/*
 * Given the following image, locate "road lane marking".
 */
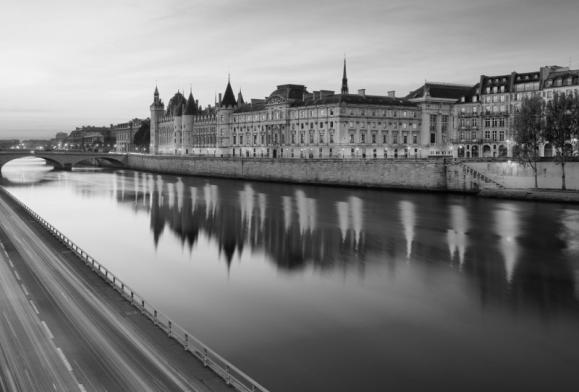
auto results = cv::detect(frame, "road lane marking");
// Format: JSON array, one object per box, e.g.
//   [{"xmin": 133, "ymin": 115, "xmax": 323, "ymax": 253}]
[
  {"xmin": 41, "ymin": 321, "xmax": 54, "ymax": 340},
  {"xmin": 7, "ymin": 258, "xmax": 14, "ymax": 268},
  {"xmin": 78, "ymin": 384, "xmax": 87, "ymax": 392},
  {"xmin": 56, "ymin": 348, "xmax": 73, "ymax": 372},
  {"xmin": 13, "ymin": 271, "xmax": 20, "ymax": 281},
  {"xmin": 21, "ymin": 284, "xmax": 29, "ymax": 296},
  {"xmin": 29, "ymin": 300, "xmax": 40, "ymax": 315}
]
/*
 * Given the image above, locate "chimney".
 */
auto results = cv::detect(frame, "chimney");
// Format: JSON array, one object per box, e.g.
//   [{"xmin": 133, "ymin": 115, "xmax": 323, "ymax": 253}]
[
  {"xmin": 388, "ymin": 90, "xmax": 396, "ymax": 97},
  {"xmin": 358, "ymin": 89, "xmax": 366, "ymax": 97}
]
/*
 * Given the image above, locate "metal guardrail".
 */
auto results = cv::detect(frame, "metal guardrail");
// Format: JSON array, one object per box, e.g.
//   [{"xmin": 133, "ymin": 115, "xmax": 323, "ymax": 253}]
[{"xmin": 0, "ymin": 187, "xmax": 270, "ymax": 392}]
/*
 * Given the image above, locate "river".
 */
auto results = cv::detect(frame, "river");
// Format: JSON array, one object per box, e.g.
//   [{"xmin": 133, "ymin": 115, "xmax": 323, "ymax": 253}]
[{"xmin": 2, "ymin": 157, "xmax": 579, "ymax": 392}]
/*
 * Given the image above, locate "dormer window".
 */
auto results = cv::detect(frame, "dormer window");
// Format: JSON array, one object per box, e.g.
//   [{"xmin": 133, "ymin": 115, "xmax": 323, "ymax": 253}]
[{"xmin": 473, "ymin": 96, "xmax": 478, "ymax": 102}]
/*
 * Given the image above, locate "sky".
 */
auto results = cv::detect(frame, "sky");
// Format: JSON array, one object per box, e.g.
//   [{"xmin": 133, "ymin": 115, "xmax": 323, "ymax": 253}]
[{"xmin": 1, "ymin": 0, "xmax": 579, "ymax": 139}]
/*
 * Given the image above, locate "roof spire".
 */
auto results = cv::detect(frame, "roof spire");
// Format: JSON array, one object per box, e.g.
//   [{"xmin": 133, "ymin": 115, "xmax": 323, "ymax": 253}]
[{"xmin": 341, "ymin": 56, "xmax": 349, "ymax": 95}]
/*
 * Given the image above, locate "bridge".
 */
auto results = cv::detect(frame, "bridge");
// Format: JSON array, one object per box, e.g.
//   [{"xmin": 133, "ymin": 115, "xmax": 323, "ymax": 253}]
[{"xmin": 0, "ymin": 151, "xmax": 128, "ymax": 173}]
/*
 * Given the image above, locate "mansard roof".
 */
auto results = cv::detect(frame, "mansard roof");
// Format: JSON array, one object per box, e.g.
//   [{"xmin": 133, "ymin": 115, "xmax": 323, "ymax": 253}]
[
  {"xmin": 456, "ymin": 83, "xmax": 480, "ymax": 103},
  {"xmin": 406, "ymin": 83, "xmax": 473, "ymax": 100},
  {"xmin": 268, "ymin": 84, "xmax": 308, "ymax": 102},
  {"xmin": 293, "ymin": 94, "xmax": 417, "ymax": 108}
]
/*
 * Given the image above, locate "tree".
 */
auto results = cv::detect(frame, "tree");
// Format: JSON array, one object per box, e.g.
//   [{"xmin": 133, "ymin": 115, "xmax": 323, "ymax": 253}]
[
  {"xmin": 544, "ymin": 92, "xmax": 579, "ymax": 190},
  {"xmin": 133, "ymin": 119, "xmax": 150, "ymax": 152},
  {"xmin": 513, "ymin": 96, "xmax": 544, "ymax": 188}
]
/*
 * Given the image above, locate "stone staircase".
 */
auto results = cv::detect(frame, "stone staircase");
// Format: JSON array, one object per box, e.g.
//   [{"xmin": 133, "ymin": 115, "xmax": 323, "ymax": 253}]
[{"xmin": 459, "ymin": 162, "xmax": 505, "ymax": 190}]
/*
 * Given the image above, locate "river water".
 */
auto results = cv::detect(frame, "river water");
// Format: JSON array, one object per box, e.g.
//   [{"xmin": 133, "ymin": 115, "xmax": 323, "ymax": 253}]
[{"xmin": 2, "ymin": 157, "xmax": 579, "ymax": 392}]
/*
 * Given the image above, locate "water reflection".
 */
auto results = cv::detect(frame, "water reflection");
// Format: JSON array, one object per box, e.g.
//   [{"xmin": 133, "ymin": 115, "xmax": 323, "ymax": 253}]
[
  {"xmin": 447, "ymin": 205, "xmax": 468, "ymax": 267},
  {"xmin": 3, "ymin": 159, "xmax": 579, "ymax": 392},
  {"xmin": 399, "ymin": 200, "xmax": 415, "ymax": 259},
  {"xmin": 494, "ymin": 203, "xmax": 520, "ymax": 283}
]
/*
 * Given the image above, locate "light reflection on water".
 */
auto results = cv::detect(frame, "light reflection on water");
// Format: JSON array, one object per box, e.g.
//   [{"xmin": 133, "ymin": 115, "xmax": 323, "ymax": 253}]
[{"xmin": 2, "ymin": 157, "xmax": 579, "ymax": 392}]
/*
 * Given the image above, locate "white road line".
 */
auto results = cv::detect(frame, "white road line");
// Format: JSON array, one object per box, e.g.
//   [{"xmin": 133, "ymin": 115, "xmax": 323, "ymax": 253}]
[
  {"xmin": 29, "ymin": 300, "xmax": 40, "ymax": 315},
  {"xmin": 7, "ymin": 258, "xmax": 14, "ymax": 268},
  {"xmin": 56, "ymin": 348, "xmax": 73, "ymax": 372},
  {"xmin": 41, "ymin": 321, "xmax": 54, "ymax": 340},
  {"xmin": 13, "ymin": 271, "xmax": 21, "ymax": 281},
  {"xmin": 21, "ymin": 284, "xmax": 29, "ymax": 296},
  {"xmin": 78, "ymin": 384, "xmax": 87, "ymax": 392}
]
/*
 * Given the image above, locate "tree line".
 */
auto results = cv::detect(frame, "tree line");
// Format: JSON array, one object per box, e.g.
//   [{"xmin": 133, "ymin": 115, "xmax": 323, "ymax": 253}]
[{"xmin": 514, "ymin": 92, "xmax": 579, "ymax": 190}]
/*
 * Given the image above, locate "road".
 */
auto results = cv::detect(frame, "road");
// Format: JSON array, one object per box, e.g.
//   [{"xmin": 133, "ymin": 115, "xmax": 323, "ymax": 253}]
[{"xmin": 0, "ymin": 190, "xmax": 231, "ymax": 392}]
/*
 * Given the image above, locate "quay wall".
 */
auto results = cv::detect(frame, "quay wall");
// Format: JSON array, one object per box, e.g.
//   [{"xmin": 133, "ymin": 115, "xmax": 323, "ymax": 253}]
[
  {"xmin": 126, "ymin": 155, "xmax": 449, "ymax": 191},
  {"xmin": 125, "ymin": 155, "xmax": 579, "ymax": 193},
  {"xmin": 462, "ymin": 161, "xmax": 579, "ymax": 190}
]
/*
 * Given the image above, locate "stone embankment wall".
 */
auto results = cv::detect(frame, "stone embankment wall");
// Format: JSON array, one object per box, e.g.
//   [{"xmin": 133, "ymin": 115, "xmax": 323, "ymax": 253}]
[
  {"xmin": 463, "ymin": 161, "xmax": 579, "ymax": 191},
  {"xmin": 125, "ymin": 155, "xmax": 579, "ymax": 193},
  {"xmin": 127, "ymin": 155, "xmax": 449, "ymax": 191}
]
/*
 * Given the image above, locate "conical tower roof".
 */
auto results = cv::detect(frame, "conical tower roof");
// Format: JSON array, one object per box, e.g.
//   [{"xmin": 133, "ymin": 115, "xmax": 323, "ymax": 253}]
[
  {"xmin": 184, "ymin": 90, "xmax": 198, "ymax": 115},
  {"xmin": 221, "ymin": 78, "xmax": 237, "ymax": 108}
]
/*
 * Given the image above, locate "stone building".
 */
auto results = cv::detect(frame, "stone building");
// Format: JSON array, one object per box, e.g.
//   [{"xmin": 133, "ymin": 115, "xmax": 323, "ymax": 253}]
[
  {"xmin": 149, "ymin": 62, "xmax": 579, "ymax": 160},
  {"xmin": 111, "ymin": 118, "xmax": 144, "ymax": 152},
  {"xmin": 406, "ymin": 83, "xmax": 473, "ymax": 157},
  {"xmin": 151, "ymin": 61, "xmax": 424, "ymax": 159},
  {"xmin": 451, "ymin": 65, "xmax": 579, "ymax": 158}
]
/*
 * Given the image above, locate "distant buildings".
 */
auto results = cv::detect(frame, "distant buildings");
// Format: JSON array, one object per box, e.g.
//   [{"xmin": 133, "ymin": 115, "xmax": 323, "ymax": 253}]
[
  {"xmin": 110, "ymin": 119, "xmax": 144, "ymax": 152},
  {"xmin": 149, "ymin": 61, "xmax": 579, "ymax": 159}
]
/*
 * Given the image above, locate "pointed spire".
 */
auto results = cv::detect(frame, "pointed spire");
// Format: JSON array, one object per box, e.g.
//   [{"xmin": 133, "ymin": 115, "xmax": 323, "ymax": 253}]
[
  {"xmin": 237, "ymin": 89, "xmax": 245, "ymax": 105},
  {"xmin": 221, "ymin": 76, "xmax": 237, "ymax": 108},
  {"xmin": 185, "ymin": 89, "xmax": 198, "ymax": 115},
  {"xmin": 154, "ymin": 85, "xmax": 159, "ymax": 97},
  {"xmin": 341, "ymin": 57, "xmax": 349, "ymax": 95}
]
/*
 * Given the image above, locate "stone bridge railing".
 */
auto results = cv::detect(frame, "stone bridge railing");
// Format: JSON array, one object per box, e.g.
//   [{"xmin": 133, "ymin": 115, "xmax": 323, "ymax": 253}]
[{"xmin": 0, "ymin": 151, "xmax": 128, "ymax": 172}]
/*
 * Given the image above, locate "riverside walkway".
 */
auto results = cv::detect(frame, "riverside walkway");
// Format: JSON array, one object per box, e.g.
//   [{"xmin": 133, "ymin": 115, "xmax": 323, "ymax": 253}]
[{"xmin": 0, "ymin": 187, "xmax": 240, "ymax": 392}]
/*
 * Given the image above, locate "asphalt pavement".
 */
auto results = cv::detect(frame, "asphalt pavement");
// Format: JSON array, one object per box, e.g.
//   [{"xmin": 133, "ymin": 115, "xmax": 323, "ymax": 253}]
[{"xmin": 0, "ymin": 190, "xmax": 232, "ymax": 392}]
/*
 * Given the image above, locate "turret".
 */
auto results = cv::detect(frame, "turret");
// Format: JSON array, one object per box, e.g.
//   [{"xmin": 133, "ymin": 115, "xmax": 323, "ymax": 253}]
[
  {"xmin": 150, "ymin": 85, "xmax": 165, "ymax": 154},
  {"xmin": 217, "ymin": 76, "xmax": 237, "ymax": 155}
]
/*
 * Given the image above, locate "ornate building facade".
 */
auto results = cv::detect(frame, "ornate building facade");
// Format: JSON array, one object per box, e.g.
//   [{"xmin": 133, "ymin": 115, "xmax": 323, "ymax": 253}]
[{"xmin": 150, "ymin": 62, "xmax": 579, "ymax": 159}]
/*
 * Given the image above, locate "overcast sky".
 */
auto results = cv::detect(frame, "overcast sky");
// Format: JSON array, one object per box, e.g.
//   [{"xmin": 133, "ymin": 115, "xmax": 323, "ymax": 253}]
[{"xmin": 1, "ymin": 0, "xmax": 579, "ymax": 139}]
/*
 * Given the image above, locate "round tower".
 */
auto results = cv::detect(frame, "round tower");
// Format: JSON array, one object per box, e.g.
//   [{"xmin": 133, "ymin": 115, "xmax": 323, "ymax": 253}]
[{"xmin": 217, "ymin": 77, "xmax": 237, "ymax": 156}]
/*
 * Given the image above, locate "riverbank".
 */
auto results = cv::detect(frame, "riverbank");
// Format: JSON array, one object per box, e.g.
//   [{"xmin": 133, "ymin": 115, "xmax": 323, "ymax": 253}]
[
  {"xmin": 479, "ymin": 188, "xmax": 579, "ymax": 203},
  {"xmin": 0, "ymin": 186, "xmax": 240, "ymax": 392},
  {"xmin": 123, "ymin": 154, "xmax": 579, "ymax": 203}
]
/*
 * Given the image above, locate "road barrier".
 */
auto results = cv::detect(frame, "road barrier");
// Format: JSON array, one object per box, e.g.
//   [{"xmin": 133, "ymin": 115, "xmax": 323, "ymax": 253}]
[{"xmin": 0, "ymin": 187, "xmax": 270, "ymax": 392}]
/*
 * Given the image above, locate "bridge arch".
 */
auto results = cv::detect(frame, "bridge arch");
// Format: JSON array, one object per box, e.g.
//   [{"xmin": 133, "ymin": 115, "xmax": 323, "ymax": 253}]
[{"xmin": 0, "ymin": 152, "xmax": 127, "ymax": 175}]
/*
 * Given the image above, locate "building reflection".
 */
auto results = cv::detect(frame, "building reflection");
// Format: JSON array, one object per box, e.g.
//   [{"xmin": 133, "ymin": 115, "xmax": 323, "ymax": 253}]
[
  {"xmin": 399, "ymin": 200, "xmax": 415, "ymax": 259},
  {"xmin": 102, "ymin": 171, "xmax": 579, "ymax": 316},
  {"xmin": 494, "ymin": 204, "xmax": 520, "ymax": 283},
  {"xmin": 447, "ymin": 205, "xmax": 468, "ymax": 266}
]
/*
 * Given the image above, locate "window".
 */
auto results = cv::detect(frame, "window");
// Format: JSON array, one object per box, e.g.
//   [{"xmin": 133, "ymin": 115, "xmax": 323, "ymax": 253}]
[
  {"xmin": 383, "ymin": 133, "xmax": 387, "ymax": 144},
  {"xmin": 319, "ymin": 134, "xmax": 324, "ymax": 144},
  {"xmin": 309, "ymin": 133, "xmax": 314, "ymax": 144},
  {"xmin": 350, "ymin": 134, "xmax": 355, "ymax": 143},
  {"xmin": 360, "ymin": 133, "xmax": 366, "ymax": 144},
  {"xmin": 492, "ymin": 130, "xmax": 497, "ymax": 141},
  {"xmin": 413, "ymin": 134, "xmax": 418, "ymax": 144},
  {"xmin": 330, "ymin": 133, "xmax": 334, "ymax": 144},
  {"xmin": 372, "ymin": 134, "xmax": 376, "ymax": 144},
  {"xmin": 430, "ymin": 133, "xmax": 436, "ymax": 144},
  {"xmin": 484, "ymin": 130, "xmax": 490, "ymax": 139},
  {"xmin": 485, "ymin": 118, "xmax": 491, "ymax": 127},
  {"xmin": 392, "ymin": 132, "xmax": 398, "ymax": 144},
  {"xmin": 403, "ymin": 135, "xmax": 408, "ymax": 144},
  {"xmin": 441, "ymin": 115, "xmax": 448, "ymax": 133},
  {"xmin": 499, "ymin": 131, "xmax": 505, "ymax": 141},
  {"xmin": 300, "ymin": 132, "xmax": 305, "ymax": 143},
  {"xmin": 499, "ymin": 118, "xmax": 505, "ymax": 127},
  {"xmin": 429, "ymin": 114, "xmax": 437, "ymax": 132}
]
